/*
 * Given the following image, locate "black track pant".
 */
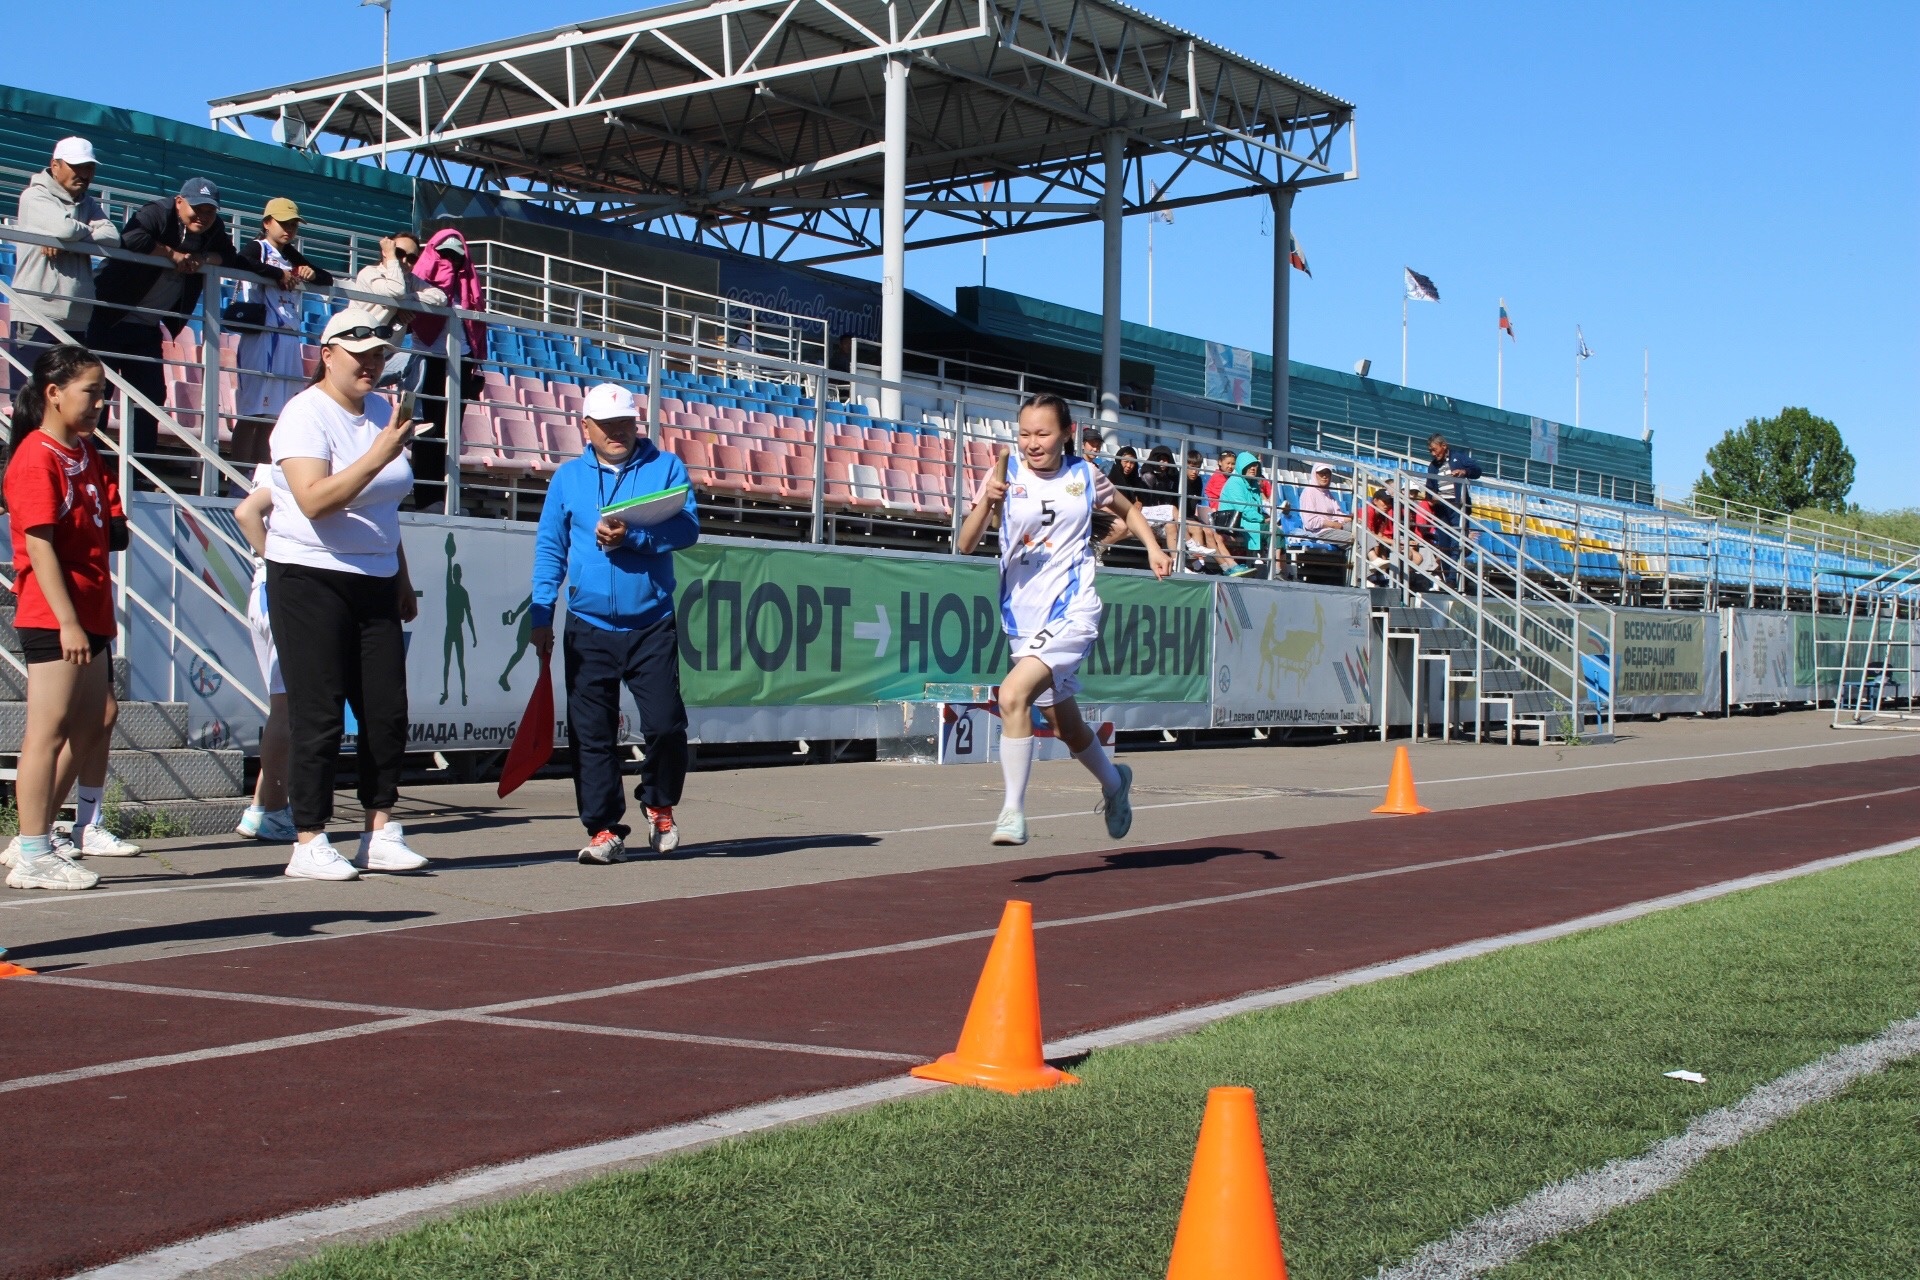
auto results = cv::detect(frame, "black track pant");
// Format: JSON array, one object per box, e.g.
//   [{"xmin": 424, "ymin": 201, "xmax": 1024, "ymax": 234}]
[
  {"xmin": 86, "ymin": 316, "xmax": 166, "ymax": 460},
  {"xmin": 564, "ymin": 613, "xmax": 688, "ymax": 836},
  {"xmin": 268, "ymin": 561, "xmax": 410, "ymax": 832}
]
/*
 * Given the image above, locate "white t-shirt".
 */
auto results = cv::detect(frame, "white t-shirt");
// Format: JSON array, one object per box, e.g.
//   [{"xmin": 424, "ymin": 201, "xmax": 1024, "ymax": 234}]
[
  {"xmin": 266, "ymin": 385, "xmax": 413, "ymax": 576},
  {"xmin": 978, "ymin": 453, "xmax": 1114, "ymax": 639}
]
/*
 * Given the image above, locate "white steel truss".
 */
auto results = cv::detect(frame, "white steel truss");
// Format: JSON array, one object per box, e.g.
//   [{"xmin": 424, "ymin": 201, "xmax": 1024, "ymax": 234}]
[{"xmin": 210, "ymin": 0, "xmax": 1356, "ymax": 262}]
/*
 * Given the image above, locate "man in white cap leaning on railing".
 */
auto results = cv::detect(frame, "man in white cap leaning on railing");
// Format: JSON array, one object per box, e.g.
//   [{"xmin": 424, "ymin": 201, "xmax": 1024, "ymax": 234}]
[{"xmin": 10, "ymin": 137, "xmax": 118, "ymax": 374}]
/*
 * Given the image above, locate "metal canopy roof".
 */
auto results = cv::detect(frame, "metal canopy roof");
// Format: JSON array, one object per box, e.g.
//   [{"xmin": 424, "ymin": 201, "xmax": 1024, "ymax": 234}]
[{"xmin": 211, "ymin": 0, "xmax": 1355, "ymax": 264}]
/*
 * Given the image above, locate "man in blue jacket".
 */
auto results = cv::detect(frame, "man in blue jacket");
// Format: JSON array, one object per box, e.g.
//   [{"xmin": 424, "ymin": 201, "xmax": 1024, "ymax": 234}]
[
  {"xmin": 531, "ymin": 383, "xmax": 699, "ymax": 863},
  {"xmin": 1423, "ymin": 432, "xmax": 1482, "ymax": 577}
]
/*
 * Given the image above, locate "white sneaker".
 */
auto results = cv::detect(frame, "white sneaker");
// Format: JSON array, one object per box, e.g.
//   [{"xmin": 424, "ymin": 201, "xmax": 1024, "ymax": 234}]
[
  {"xmin": 77, "ymin": 825, "xmax": 143, "ymax": 857},
  {"xmin": 644, "ymin": 807, "xmax": 680, "ymax": 855},
  {"xmin": 284, "ymin": 834, "xmax": 359, "ymax": 881},
  {"xmin": 236, "ymin": 806, "xmax": 298, "ymax": 842},
  {"xmin": 3, "ymin": 833, "xmax": 75, "ymax": 868},
  {"xmin": 353, "ymin": 823, "xmax": 428, "ymax": 872},
  {"xmin": 578, "ymin": 830, "xmax": 627, "ymax": 865},
  {"xmin": 7, "ymin": 850, "xmax": 100, "ymax": 891},
  {"xmin": 990, "ymin": 809, "xmax": 1029, "ymax": 846},
  {"xmin": 1098, "ymin": 763, "xmax": 1135, "ymax": 840}
]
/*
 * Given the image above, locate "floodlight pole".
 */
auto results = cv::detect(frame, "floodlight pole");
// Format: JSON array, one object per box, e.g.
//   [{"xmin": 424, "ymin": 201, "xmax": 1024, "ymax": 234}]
[
  {"xmin": 361, "ymin": 0, "xmax": 392, "ymax": 164},
  {"xmin": 879, "ymin": 53, "xmax": 908, "ymax": 422},
  {"xmin": 1270, "ymin": 187, "xmax": 1292, "ymax": 451},
  {"xmin": 1099, "ymin": 129, "xmax": 1124, "ymax": 423}
]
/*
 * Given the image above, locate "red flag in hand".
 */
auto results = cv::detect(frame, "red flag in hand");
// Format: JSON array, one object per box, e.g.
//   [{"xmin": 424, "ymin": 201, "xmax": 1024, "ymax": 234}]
[{"xmin": 497, "ymin": 655, "xmax": 555, "ymax": 797}]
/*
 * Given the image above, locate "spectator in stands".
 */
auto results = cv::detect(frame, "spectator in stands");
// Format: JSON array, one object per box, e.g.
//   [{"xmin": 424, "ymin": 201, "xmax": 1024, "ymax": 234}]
[
  {"xmin": 342, "ymin": 232, "xmax": 447, "ymax": 389},
  {"xmin": 1077, "ymin": 427, "xmax": 1117, "ymax": 545},
  {"xmin": 1175, "ymin": 449, "xmax": 1249, "ymax": 574},
  {"xmin": 11, "ymin": 138, "xmax": 118, "ymax": 376},
  {"xmin": 1364, "ymin": 543, "xmax": 1394, "ymax": 589},
  {"xmin": 1204, "ymin": 446, "xmax": 1237, "ymax": 509},
  {"xmin": 230, "ymin": 199, "xmax": 333, "ymax": 467},
  {"xmin": 1140, "ymin": 445, "xmax": 1179, "ymax": 499},
  {"xmin": 88, "ymin": 178, "xmax": 277, "ymax": 465},
  {"xmin": 1077, "ymin": 426, "xmax": 1108, "ymax": 473},
  {"xmin": 1215, "ymin": 451, "xmax": 1273, "ymax": 560},
  {"xmin": 530, "ymin": 384, "xmax": 700, "ymax": 865},
  {"xmin": 1424, "ymin": 432, "xmax": 1482, "ymax": 567},
  {"xmin": 1297, "ymin": 461, "xmax": 1354, "ymax": 546},
  {"xmin": 1405, "ymin": 535, "xmax": 1440, "ymax": 594},
  {"xmin": 265, "ymin": 310, "xmax": 424, "ymax": 881},
  {"xmin": 407, "ymin": 229, "xmax": 488, "ymax": 512},
  {"xmin": 1109, "ymin": 446, "xmax": 1150, "ymax": 504},
  {"xmin": 1364, "ymin": 486, "xmax": 1396, "ymax": 545}
]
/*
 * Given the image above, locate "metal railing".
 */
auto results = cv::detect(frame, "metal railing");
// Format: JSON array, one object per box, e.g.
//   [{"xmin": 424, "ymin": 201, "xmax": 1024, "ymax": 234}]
[{"xmin": 1675, "ymin": 488, "xmax": 1920, "ymax": 570}]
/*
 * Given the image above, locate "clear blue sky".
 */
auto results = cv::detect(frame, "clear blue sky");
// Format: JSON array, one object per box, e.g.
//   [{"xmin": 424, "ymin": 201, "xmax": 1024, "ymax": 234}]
[{"xmin": 4, "ymin": 1, "xmax": 1913, "ymax": 507}]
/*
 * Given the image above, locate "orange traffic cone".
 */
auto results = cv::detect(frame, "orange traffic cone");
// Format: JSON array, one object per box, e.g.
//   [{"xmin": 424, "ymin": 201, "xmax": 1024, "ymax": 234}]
[
  {"xmin": 1165, "ymin": 1086, "xmax": 1288, "ymax": 1280},
  {"xmin": 1371, "ymin": 745, "xmax": 1430, "ymax": 815},
  {"xmin": 911, "ymin": 899, "xmax": 1078, "ymax": 1093},
  {"xmin": 0, "ymin": 961, "xmax": 35, "ymax": 979}
]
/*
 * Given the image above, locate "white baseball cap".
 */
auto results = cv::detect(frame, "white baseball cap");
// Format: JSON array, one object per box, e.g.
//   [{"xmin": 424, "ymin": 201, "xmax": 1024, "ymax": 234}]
[
  {"xmin": 583, "ymin": 383, "xmax": 638, "ymax": 422},
  {"xmin": 1312, "ymin": 461, "xmax": 1334, "ymax": 476},
  {"xmin": 52, "ymin": 137, "xmax": 97, "ymax": 167}
]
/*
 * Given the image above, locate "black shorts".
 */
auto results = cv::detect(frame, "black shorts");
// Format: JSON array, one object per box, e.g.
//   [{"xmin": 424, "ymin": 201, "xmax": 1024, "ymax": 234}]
[{"xmin": 16, "ymin": 628, "xmax": 113, "ymax": 665}]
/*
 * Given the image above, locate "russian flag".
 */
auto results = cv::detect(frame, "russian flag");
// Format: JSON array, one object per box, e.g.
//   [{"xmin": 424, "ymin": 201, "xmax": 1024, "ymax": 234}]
[
  {"xmin": 1289, "ymin": 232, "xmax": 1311, "ymax": 277},
  {"xmin": 1499, "ymin": 300, "xmax": 1516, "ymax": 340}
]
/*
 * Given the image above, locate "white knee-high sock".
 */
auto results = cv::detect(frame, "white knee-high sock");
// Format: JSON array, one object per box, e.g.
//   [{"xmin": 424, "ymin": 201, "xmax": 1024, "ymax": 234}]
[
  {"xmin": 999, "ymin": 734, "xmax": 1035, "ymax": 813},
  {"xmin": 1073, "ymin": 742, "xmax": 1123, "ymax": 794}
]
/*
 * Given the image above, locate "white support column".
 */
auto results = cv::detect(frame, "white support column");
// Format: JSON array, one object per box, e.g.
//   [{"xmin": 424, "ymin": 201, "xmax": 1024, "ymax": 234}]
[
  {"xmin": 879, "ymin": 55, "xmax": 909, "ymax": 422},
  {"xmin": 1270, "ymin": 187, "xmax": 1292, "ymax": 453},
  {"xmin": 1099, "ymin": 129, "xmax": 1125, "ymax": 423}
]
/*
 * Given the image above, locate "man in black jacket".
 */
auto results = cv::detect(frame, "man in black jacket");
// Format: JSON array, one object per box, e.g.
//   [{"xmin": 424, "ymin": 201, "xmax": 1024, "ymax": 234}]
[
  {"xmin": 1423, "ymin": 432, "xmax": 1483, "ymax": 576},
  {"xmin": 87, "ymin": 177, "xmax": 277, "ymax": 464}
]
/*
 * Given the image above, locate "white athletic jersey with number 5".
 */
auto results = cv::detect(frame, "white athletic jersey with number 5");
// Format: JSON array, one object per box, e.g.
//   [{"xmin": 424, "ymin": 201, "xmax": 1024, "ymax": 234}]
[{"xmin": 986, "ymin": 453, "xmax": 1115, "ymax": 638}]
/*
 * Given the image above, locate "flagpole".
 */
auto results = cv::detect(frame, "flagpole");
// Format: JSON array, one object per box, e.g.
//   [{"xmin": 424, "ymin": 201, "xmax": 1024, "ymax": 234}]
[
  {"xmin": 1574, "ymin": 339, "xmax": 1582, "ymax": 429},
  {"xmin": 1642, "ymin": 347, "xmax": 1650, "ymax": 441},
  {"xmin": 1497, "ymin": 297, "xmax": 1504, "ymax": 409},
  {"xmin": 1401, "ymin": 292, "xmax": 1409, "ymax": 387},
  {"xmin": 1147, "ymin": 213, "xmax": 1154, "ymax": 327}
]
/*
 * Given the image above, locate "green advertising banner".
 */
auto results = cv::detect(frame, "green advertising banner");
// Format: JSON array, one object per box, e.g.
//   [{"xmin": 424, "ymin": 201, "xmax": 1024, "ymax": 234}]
[
  {"xmin": 1813, "ymin": 614, "xmax": 1910, "ymax": 699},
  {"xmin": 672, "ymin": 542, "xmax": 1211, "ymax": 706}
]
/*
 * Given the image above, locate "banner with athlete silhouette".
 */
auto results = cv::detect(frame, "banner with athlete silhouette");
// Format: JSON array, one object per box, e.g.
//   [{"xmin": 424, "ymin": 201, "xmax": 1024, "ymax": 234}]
[{"xmin": 1209, "ymin": 578, "xmax": 1372, "ymax": 727}]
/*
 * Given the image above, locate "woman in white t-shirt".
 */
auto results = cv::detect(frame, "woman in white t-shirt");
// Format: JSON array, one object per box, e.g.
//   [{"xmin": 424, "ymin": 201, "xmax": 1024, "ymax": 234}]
[{"xmin": 266, "ymin": 311, "xmax": 424, "ymax": 881}]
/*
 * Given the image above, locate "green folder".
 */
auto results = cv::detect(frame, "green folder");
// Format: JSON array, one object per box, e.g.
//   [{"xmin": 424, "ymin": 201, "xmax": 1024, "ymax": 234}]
[{"xmin": 600, "ymin": 483, "xmax": 691, "ymax": 527}]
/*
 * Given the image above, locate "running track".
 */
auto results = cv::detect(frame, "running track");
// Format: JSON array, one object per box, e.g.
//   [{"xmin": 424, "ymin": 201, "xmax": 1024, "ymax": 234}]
[{"xmin": 5, "ymin": 755, "xmax": 1918, "ymax": 1279}]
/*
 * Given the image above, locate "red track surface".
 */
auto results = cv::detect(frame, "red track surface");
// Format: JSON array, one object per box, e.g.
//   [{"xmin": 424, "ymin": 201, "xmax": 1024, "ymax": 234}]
[{"xmin": 5, "ymin": 755, "xmax": 1918, "ymax": 1279}]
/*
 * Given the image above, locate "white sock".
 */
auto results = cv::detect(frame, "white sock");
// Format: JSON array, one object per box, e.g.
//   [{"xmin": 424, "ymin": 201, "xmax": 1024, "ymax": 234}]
[
  {"xmin": 1074, "ymin": 742, "xmax": 1123, "ymax": 795},
  {"xmin": 16, "ymin": 833, "xmax": 52, "ymax": 865},
  {"xmin": 999, "ymin": 734, "xmax": 1035, "ymax": 814},
  {"xmin": 74, "ymin": 785, "xmax": 104, "ymax": 832}
]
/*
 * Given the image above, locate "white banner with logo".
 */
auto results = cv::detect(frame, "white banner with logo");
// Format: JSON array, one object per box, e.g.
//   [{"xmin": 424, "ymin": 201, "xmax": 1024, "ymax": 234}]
[
  {"xmin": 1724, "ymin": 609, "xmax": 1814, "ymax": 705},
  {"xmin": 1210, "ymin": 579, "xmax": 1371, "ymax": 727}
]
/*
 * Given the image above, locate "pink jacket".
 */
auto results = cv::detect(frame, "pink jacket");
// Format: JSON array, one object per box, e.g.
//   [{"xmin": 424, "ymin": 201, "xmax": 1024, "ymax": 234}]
[{"xmin": 409, "ymin": 228, "xmax": 488, "ymax": 359}]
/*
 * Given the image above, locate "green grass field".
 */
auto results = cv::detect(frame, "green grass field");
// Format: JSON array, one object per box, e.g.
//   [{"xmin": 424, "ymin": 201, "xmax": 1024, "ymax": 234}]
[{"xmin": 282, "ymin": 851, "xmax": 1920, "ymax": 1280}]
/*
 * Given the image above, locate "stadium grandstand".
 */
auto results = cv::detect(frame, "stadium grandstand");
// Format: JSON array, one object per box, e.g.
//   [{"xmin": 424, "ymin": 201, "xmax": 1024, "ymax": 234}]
[{"xmin": 1, "ymin": 0, "xmax": 1914, "ymax": 803}]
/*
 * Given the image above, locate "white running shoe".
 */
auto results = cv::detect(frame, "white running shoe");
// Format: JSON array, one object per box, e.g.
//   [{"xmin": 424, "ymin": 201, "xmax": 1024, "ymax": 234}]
[
  {"xmin": 285, "ymin": 834, "xmax": 359, "ymax": 881},
  {"xmin": 7, "ymin": 850, "xmax": 100, "ymax": 891},
  {"xmin": 578, "ymin": 830, "xmax": 627, "ymax": 865},
  {"xmin": 1098, "ymin": 763, "xmax": 1135, "ymax": 840},
  {"xmin": 236, "ymin": 806, "xmax": 299, "ymax": 842},
  {"xmin": 2, "ymin": 832, "xmax": 75, "ymax": 868},
  {"xmin": 990, "ymin": 809, "xmax": 1029, "ymax": 846},
  {"xmin": 76, "ymin": 825, "xmax": 143, "ymax": 857},
  {"xmin": 645, "ymin": 807, "xmax": 680, "ymax": 855},
  {"xmin": 353, "ymin": 823, "xmax": 429, "ymax": 872}
]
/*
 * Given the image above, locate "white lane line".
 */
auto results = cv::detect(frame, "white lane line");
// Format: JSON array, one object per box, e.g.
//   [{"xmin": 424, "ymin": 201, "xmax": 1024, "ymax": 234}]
[
  {"xmin": 862, "ymin": 735, "xmax": 1920, "ymax": 836},
  {"xmin": 0, "ymin": 1018, "xmax": 435, "ymax": 1095},
  {"xmin": 0, "ymin": 881, "xmax": 260, "ymax": 909},
  {"xmin": 1376, "ymin": 1012, "xmax": 1920, "ymax": 1280},
  {"xmin": 63, "ymin": 837, "xmax": 1919, "ymax": 1280},
  {"xmin": 13, "ymin": 784, "xmax": 1915, "ymax": 1097}
]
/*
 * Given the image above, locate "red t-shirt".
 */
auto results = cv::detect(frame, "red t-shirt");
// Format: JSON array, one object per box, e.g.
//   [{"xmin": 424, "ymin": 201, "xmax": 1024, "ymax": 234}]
[{"xmin": 5, "ymin": 431, "xmax": 122, "ymax": 636}]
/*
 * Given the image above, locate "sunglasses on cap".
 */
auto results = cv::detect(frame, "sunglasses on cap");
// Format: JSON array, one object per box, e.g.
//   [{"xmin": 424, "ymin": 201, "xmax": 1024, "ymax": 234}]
[{"xmin": 325, "ymin": 323, "xmax": 401, "ymax": 344}]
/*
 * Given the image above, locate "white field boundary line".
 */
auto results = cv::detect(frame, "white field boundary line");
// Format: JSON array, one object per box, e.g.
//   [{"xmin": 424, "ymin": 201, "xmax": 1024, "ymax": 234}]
[
  {"xmin": 11, "ymin": 792, "xmax": 1918, "ymax": 1097},
  {"xmin": 62, "ymin": 837, "xmax": 1919, "ymax": 1280},
  {"xmin": 6, "ymin": 733, "xmax": 1914, "ymax": 915},
  {"xmin": 1376, "ymin": 1010, "xmax": 1920, "ymax": 1280}
]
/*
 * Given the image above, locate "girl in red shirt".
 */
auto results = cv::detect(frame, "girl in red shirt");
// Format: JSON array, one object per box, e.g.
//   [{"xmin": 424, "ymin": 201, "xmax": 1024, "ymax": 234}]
[{"xmin": 2, "ymin": 346, "xmax": 128, "ymax": 892}]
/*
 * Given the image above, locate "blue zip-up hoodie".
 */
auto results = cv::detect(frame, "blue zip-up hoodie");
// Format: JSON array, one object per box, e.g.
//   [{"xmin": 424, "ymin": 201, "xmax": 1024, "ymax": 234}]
[{"xmin": 529, "ymin": 438, "xmax": 699, "ymax": 632}]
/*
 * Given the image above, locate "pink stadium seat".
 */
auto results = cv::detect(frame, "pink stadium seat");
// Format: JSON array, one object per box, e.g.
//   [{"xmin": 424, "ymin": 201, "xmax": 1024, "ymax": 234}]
[
  {"xmin": 744, "ymin": 450, "xmax": 785, "ymax": 497},
  {"xmin": 824, "ymin": 462, "xmax": 855, "ymax": 508},
  {"xmin": 523, "ymin": 389, "xmax": 560, "ymax": 412},
  {"xmin": 678, "ymin": 438, "xmax": 715, "ymax": 487},
  {"xmin": 709, "ymin": 444, "xmax": 751, "ymax": 494},
  {"xmin": 781, "ymin": 453, "xmax": 815, "ymax": 499},
  {"xmin": 491, "ymin": 414, "xmax": 540, "ymax": 474},
  {"xmin": 888, "ymin": 431, "xmax": 919, "ymax": 453},
  {"xmin": 773, "ymin": 425, "xmax": 807, "ymax": 445},
  {"xmin": 917, "ymin": 441, "xmax": 948, "ymax": 463},
  {"xmin": 458, "ymin": 406, "xmax": 502, "ymax": 468},
  {"xmin": 881, "ymin": 468, "xmax": 916, "ymax": 512},
  {"xmin": 715, "ymin": 406, "xmax": 748, "ymax": 424},
  {"xmin": 965, "ymin": 441, "xmax": 996, "ymax": 468},
  {"xmin": 660, "ymin": 396, "xmax": 686, "ymax": 415},
  {"xmin": 509, "ymin": 375, "xmax": 542, "ymax": 399},
  {"xmin": 826, "ymin": 447, "xmax": 860, "ymax": 467},
  {"xmin": 863, "ymin": 426, "xmax": 891, "ymax": 445},
  {"xmin": 915, "ymin": 473, "xmax": 951, "ymax": 516},
  {"xmin": 777, "ymin": 416, "xmax": 808, "ymax": 433},
  {"xmin": 544, "ymin": 419, "xmax": 583, "ymax": 463},
  {"xmin": 747, "ymin": 411, "xmax": 778, "ymax": 430}
]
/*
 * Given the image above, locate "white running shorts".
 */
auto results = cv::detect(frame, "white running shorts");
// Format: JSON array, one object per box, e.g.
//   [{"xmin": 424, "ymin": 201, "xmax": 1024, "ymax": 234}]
[
  {"xmin": 248, "ymin": 576, "xmax": 285, "ymax": 697},
  {"xmin": 1009, "ymin": 620, "xmax": 1096, "ymax": 708}
]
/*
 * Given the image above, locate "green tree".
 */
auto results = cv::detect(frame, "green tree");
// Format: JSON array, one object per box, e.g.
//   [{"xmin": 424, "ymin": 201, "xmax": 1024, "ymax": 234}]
[{"xmin": 1695, "ymin": 407, "xmax": 1855, "ymax": 514}]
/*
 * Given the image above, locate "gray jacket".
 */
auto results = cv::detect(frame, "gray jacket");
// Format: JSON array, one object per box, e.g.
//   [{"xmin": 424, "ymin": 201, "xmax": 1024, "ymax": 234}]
[{"xmin": 12, "ymin": 169, "xmax": 120, "ymax": 330}]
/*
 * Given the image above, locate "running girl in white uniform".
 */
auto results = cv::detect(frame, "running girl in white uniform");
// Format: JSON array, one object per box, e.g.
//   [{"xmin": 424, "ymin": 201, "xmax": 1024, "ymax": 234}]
[{"xmin": 957, "ymin": 394, "xmax": 1172, "ymax": 845}]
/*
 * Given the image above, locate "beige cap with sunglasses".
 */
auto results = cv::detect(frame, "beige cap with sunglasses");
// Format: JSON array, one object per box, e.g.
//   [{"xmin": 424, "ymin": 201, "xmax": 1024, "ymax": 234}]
[{"xmin": 320, "ymin": 310, "xmax": 399, "ymax": 354}]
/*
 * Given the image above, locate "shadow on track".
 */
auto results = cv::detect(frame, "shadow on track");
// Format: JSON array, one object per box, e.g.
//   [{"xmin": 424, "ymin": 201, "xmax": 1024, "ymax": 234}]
[
  {"xmin": 1013, "ymin": 845, "xmax": 1282, "ymax": 884},
  {"xmin": 12, "ymin": 910, "xmax": 434, "ymax": 965}
]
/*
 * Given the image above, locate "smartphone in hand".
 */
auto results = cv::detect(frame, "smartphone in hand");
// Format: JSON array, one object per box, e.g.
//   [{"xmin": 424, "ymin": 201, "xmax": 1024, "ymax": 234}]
[{"xmin": 395, "ymin": 389, "xmax": 418, "ymax": 425}]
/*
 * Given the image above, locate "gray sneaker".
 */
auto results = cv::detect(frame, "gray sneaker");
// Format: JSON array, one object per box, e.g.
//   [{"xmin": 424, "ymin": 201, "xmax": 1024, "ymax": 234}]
[
  {"xmin": 578, "ymin": 830, "xmax": 627, "ymax": 865},
  {"xmin": 1098, "ymin": 763, "xmax": 1134, "ymax": 840},
  {"xmin": 990, "ymin": 809, "xmax": 1028, "ymax": 846}
]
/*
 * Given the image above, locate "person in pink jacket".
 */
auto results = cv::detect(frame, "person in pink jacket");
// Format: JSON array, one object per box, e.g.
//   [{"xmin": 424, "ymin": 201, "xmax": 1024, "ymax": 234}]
[{"xmin": 406, "ymin": 228, "xmax": 489, "ymax": 510}]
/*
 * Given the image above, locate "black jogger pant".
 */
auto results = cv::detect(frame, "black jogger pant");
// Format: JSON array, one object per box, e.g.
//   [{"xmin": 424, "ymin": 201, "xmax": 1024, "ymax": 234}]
[
  {"xmin": 267, "ymin": 561, "xmax": 410, "ymax": 832},
  {"xmin": 86, "ymin": 317, "xmax": 166, "ymax": 461},
  {"xmin": 563, "ymin": 612, "xmax": 688, "ymax": 836}
]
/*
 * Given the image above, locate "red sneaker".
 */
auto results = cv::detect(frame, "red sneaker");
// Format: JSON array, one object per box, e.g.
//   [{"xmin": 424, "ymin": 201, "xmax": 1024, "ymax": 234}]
[{"xmin": 645, "ymin": 806, "xmax": 679, "ymax": 855}]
